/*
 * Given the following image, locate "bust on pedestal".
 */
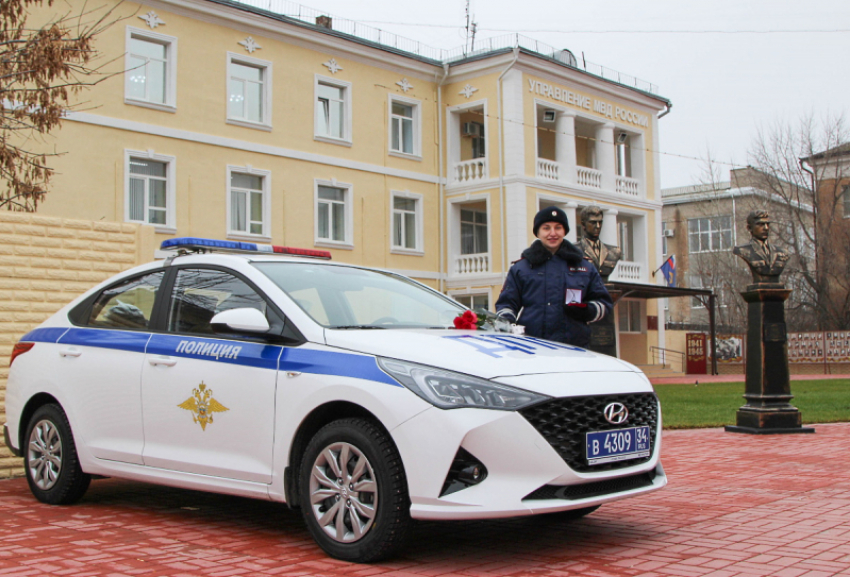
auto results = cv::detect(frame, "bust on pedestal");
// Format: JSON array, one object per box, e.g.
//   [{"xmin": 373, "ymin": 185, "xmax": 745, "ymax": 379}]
[
  {"xmin": 725, "ymin": 210, "xmax": 813, "ymax": 434},
  {"xmin": 576, "ymin": 206, "xmax": 621, "ymax": 356}
]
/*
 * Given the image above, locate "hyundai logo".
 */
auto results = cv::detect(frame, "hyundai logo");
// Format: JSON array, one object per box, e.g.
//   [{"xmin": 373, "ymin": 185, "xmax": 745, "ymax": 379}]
[{"xmin": 603, "ymin": 402, "xmax": 629, "ymax": 425}]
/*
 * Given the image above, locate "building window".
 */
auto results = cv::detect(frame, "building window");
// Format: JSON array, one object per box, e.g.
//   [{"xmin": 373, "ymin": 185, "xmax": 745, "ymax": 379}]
[
  {"xmin": 125, "ymin": 28, "xmax": 177, "ymax": 111},
  {"xmin": 125, "ymin": 151, "xmax": 175, "ymax": 231},
  {"xmin": 843, "ymin": 185, "xmax": 850, "ymax": 218},
  {"xmin": 661, "ymin": 220, "xmax": 668, "ymax": 255},
  {"xmin": 227, "ymin": 166, "xmax": 270, "ymax": 239},
  {"xmin": 617, "ymin": 216, "xmax": 635, "ymax": 260},
  {"xmin": 227, "ymin": 53, "xmax": 272, "ymax": 128},
  {"xmin": 454, "ymin": 293, "xmax": 490, "ymax": 311},
  {"xmin": 315, "ymin": 181, "xmax": 352, "ymax": 246},
  {"xmin": 315, "ymin": 76, "xmax": 351, "ymax": 143},
  {"xmin": 688, "ymin": 216, "xmax": 733, "ymax": 253},
  {"xmin": 389, "ymin": 96, "xmax": 420, "ymax": 157},
  {"xmin": 688, "ymin": 273, "xmax": 706, "ymax": 308},
  {"xmin": 460, "ymin": 208, "xmax": 488, "ymax": 254},
  {"xmin": 391, "ymin": 192, "xmax": 422, "ymax": 252},
  {"xmin": 618, "ymin": 300, "xmax": 642, "ymax": 333}
]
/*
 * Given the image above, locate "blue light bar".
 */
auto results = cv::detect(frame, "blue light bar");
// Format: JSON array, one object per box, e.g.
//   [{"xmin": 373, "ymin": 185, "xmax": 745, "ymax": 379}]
[{"xmin": 160, "ymin": 237, "xmax": 332, "ymax": 259}]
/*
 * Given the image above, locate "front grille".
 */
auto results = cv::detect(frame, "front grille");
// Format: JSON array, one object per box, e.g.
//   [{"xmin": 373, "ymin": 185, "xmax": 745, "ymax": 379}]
[
  {"xmin": 519, "ymin": 392, "xmax": 659, "ymax": 472},
  {"xmin": 523, "ymin": 471, "xmax": 656, "ymax": 501}
]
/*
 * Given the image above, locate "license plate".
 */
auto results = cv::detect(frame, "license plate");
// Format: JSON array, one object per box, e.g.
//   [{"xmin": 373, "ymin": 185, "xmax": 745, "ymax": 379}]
[{"xmin": 586, "ymin": 426, "xmax": 651, "ymax": 465}]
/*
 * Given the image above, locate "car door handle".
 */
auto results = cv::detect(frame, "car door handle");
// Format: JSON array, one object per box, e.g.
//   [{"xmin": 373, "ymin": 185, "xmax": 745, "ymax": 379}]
[
  {"xmin": 148, "ymin": 356, "xmax": 177, "ymax": 367},
  {"xmin": 59, "ymin": 348, "xmax": 82, "ymax": 358}
]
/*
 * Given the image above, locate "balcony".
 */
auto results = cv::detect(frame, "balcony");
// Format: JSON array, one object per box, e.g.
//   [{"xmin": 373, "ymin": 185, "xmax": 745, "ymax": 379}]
[
  {"xmin": 577, "ymin": 166, "xmax": 602, "ymax": 189},
  {"xmin": 536, "ymin": 159, "xmax": 559, "ymax": 181},
  {"xmin": 609, "ymin": 260, "xmax": 642, "ymax": 282},
  {"xmin": 455, "ymin": 253, "xmax": 489, "ymax": 275},
  {"xmin": 453, "ymin": 159, "xmax": 488, "ymax": 184},
  {"xmin": 616, "ymin": 176, "xmax": 640, "ymax": 197}
]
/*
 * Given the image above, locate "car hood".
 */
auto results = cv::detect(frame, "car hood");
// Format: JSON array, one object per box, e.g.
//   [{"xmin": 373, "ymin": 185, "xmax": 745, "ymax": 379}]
[{"xmin": 323, "ymin": 329, "xmax": 641, "ymax": 380}]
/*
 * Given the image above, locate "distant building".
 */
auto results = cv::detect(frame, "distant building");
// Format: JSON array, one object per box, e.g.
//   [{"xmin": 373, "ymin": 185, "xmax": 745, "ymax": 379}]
[
  {"xmin": 26, "ymin": 0, "xmax": 672, "ymax": 365},
  {"xmin": 661, "ymin": 167, "xmax": 814, "ymax": 333}
]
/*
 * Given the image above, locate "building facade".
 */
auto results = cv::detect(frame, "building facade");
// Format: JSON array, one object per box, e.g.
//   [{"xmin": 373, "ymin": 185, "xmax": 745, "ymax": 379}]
[{"xmin": 26, "ymin": 0, "xmax": 671, "ymax": 364}]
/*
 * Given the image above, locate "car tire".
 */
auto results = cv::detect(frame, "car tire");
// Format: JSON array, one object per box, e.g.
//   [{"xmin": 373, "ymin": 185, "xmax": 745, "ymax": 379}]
[
  {"xmin": 24, "ymin": 404, "xmax": 91, "ymax": 505},
  {"xmin": 299, "ymin": 418, "xmax": 410, "ymax": 562}
]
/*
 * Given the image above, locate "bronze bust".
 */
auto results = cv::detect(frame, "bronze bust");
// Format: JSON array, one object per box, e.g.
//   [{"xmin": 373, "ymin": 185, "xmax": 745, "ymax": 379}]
[
  {"xmin": 576, "ymin": 205, "xmax": 622, "ymax": 281},
  {"xmin": 732, "ymin": 210, "xmax": 789, "ymax": 286}
]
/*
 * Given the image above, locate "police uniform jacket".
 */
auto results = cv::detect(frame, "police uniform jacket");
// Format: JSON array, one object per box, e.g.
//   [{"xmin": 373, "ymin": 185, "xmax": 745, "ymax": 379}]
[{"xmin": 495, "ymin": 240, "xmax": 613, "ymax": 348}]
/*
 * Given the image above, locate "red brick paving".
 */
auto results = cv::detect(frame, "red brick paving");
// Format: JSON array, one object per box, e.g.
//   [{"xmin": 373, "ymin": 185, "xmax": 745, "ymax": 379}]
[{"xmin": 2, "ymin": 424, "xmax": 850, "ymax": 576}]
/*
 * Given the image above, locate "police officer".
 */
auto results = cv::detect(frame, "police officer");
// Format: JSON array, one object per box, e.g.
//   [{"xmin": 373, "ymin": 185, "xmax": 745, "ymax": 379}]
[{"xmin": 496, "ymin": 206, "xmax": 613, "ymax": 348}]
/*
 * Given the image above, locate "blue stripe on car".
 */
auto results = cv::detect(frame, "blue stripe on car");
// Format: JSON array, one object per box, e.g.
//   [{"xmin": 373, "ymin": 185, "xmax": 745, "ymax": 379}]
[{"xmin": 31, "ymin": 327, "xmax": 397, "ymax": 386}]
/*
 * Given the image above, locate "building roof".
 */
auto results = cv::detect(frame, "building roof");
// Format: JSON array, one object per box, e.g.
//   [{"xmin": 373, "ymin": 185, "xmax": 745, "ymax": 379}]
[{"xmin": 209, "ymin": 0, "xmax": 669, "ymax": 102}]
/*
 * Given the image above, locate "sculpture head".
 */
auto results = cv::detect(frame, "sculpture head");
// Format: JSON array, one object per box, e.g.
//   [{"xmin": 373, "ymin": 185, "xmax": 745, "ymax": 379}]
[
  {"xmin": 746, "ymin": 210, "xmax": 770, "ymax": 242},
  {"xmin": 580, "ymin": 205, "xmax": 604, "ymax": 241}
]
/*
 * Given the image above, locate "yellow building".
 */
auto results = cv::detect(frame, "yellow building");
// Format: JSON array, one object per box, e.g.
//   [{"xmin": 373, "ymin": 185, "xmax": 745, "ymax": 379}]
[{"xmin": 29, "ymin": 0, "xmax": 672, "ymax": 365}]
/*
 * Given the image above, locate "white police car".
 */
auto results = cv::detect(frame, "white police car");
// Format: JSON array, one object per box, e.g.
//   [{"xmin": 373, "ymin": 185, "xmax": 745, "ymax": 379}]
[{"xmin": 4, "ymin": 237, "xmax": 665, "ymax": 562}]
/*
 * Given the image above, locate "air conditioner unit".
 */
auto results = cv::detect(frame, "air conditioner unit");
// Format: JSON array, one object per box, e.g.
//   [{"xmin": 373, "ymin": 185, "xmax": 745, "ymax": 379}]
[
  {"xmin": 663, "ymin": 229, "xmax": 674, "ymax": 238},
  {"xmin": 462, "ymin": 122, "xmax": 481, "ymax": 137}
]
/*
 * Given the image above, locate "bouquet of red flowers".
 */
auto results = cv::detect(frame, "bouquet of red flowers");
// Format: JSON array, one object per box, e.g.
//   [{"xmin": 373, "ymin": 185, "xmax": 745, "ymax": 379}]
[{"xmin": 452, "ymin": 310, "xmax": 479, "ymax": 330}]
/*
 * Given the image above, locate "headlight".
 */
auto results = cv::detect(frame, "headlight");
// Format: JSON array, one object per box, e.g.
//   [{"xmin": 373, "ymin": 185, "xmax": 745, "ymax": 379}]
[{"xmin": 377, "ymin": 358, "xmax": 549, "ymax": 410}]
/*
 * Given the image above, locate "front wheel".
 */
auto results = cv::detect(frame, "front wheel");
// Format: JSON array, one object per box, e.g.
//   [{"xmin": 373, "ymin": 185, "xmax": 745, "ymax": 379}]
[
  {"xmin": 25, "ymin": 404, "xmax": 91, "ymax": 505},
  {"xmin": 299, "ymin": 418, "xmax": 410, "ymax": 562}
]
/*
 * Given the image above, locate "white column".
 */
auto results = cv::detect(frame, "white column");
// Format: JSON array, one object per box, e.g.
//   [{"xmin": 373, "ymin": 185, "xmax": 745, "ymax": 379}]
[
  {"xmin": 631, "ymin": 133, "xmax": 646, "ymax": 197},
  {"xmin": 601, "ymin": 208, "xmax": 619, "ymax": 246},
  {"xmin": 596, "ymin": 122, "xmax": 616, "ymax": 192},
  {"xmin": 555, "ymin": 111, "xmax": 577, "ymax": 184},
  {"xmin": 564, "ymin": 201, "xmax": 578, "ymax": 243},
  {"xmin": 504, "ymin": 182, "xmax": 528, "ymax": 264},
  {"xmin": 500, "ymin": 69, "xmax": 525, "ymax": 178}
]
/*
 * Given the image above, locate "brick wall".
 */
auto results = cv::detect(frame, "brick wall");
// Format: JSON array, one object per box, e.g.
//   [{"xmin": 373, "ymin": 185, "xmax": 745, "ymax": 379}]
[{"xmin": 0, "ymin": 212, "xmax": 155, "ymax": 478}]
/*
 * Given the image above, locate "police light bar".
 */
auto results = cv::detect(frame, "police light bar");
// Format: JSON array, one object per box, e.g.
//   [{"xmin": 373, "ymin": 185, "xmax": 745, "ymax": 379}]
[{"xmin": 160, "ymin": 237, "xmax": 332, "ymax": 259}]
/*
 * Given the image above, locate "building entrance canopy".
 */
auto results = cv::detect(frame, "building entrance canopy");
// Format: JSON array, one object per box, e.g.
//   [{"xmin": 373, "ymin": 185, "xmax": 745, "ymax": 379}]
[{"xmin": 607, "ymin": 281, "xmax": 718, "ymax": 375}]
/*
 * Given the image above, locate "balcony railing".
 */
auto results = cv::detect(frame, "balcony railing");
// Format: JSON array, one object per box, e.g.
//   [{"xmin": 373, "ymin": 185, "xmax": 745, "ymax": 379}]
[
  {"xmin": 536, "ymin": 158, "xmax": 559, "ymax": 181},
  {"xmin": 610, "ymin": 260, "xmax": 641, "ymax": 282},
  {"xmin": 577, "ymin": 166, "xmax": 602, "ymax": 189},
  {"xmin": 455, "ymin": 253, "xmax": 489, "ymax": 275},
  {"xmin": 452, "ymin": 159, "xmax": 488, "ymax": 184},
  {"xmin": 616, "ymin": 176, "xmax": 640, "ymax": 197}
]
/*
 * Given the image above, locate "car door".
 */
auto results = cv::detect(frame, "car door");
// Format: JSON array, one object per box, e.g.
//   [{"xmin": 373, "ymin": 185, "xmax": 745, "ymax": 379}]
[
  {"xmin": 140, "ymin": 267, "xmax": 281, "ymax": 483},
  {"xmin": 56, "ymin": 270, "xmax": 166, "ymax": 464}
]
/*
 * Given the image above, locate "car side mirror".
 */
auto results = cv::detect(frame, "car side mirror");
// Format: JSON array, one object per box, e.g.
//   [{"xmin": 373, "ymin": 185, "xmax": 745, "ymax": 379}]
[{"xmin": 210, "ymin": 308, "xmax": 270, "ymax": 334}]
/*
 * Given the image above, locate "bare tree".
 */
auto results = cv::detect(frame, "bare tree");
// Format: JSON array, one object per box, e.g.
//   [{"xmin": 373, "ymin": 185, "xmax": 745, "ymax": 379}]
[
  {"xmin": 1, "ymin": 0, "xmax": 117, "ymax": 211},
  {"xmin": 748, "ymin": 113, "xmax": 850, "ymax": 330}
]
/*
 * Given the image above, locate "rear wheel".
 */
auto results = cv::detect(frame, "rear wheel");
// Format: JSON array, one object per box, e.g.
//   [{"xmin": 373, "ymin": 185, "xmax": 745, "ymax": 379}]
[
  {"xmin": 25, "ymin": 404, "xmax": 90, "ymax": 505},
  {"xmin": 299, "ymin": 418, "xmax": 410, "ymax": 562}
]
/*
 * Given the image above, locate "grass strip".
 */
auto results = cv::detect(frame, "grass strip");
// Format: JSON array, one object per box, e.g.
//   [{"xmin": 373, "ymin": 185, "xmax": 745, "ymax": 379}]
[{"xmin": 654, "ymin": 379, "xmax": 850, "ymax": 429}]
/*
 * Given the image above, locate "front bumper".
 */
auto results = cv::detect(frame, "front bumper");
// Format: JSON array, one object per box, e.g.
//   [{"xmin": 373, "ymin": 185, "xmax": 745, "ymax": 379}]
[
  {"xmin": 3, "ymin": 423, "xmax": 21, "ymax": 457},
  {"xmin": 391, "ymin": 402, "xmax": 665, "ymax": 521}
]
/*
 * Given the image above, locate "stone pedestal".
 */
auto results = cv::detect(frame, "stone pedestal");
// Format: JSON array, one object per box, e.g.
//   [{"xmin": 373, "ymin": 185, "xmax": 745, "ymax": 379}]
[
  {"xmin": 589, "ymin": 288, "xmax": 619, "ymax": 357},
  {"xmin": 725, "ymin": 285, "xmax": 814, "ymax": 435}
]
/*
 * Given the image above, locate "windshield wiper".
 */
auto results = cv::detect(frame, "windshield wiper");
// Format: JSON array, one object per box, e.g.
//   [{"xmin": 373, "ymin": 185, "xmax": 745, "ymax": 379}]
[{"xmin": 328, "ymin": 325, "xmax": 387, "ymax": 329}]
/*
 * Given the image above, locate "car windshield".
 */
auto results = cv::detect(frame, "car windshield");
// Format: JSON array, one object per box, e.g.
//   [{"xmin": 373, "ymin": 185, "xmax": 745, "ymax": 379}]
[{"xmin": 253, "ymin": 262, "xmax": 465, "ymax": 329}]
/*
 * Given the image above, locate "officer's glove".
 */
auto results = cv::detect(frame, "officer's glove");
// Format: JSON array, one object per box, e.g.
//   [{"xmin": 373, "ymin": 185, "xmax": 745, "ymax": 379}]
[{"xmin": 563, "ymin": 302, "xmax": 596, "ymax": 323}]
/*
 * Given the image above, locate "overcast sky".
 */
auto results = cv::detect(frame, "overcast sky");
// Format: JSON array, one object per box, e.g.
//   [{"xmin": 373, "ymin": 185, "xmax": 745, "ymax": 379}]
[{"xmin": 256, "ymin": 0, "xmax": 849, "ymax": 188}]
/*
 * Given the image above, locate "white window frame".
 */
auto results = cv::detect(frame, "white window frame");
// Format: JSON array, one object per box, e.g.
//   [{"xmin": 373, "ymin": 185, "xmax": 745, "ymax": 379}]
[
  {"xmin": 314, "ymin": 75, "xmax": 352, "ymax": 146},
  {"xmin": 449, "ymin": 291, "xmax": 491, "ymax": 312},
  {"xmin": 390, "ymin": 190, "xmax": 424, "ymax": 255},
  {"xmin": 688, "ymin": 216, "xmax": 733, "ymax": 253},
  {"xmin": 618, "ymin": 299, "xmax": 643, "ymax": 334},
  {"xmin": 314, "ymin": 179, "xmax": 354, "ymax": 249},
  {"xmin": 226, "ymin": 165, "xmax": 272, "ymax": 241},
  {"xmin": 124, "ymin": 149, "xmax": 176, "ymax": 233},
  {"xmin": 124, "ymin": 27, "xmax": 177, "ymax": 112},
  {"xmin": 226, "ymin": 52, "xmax": 273, "ymax": 131},
  {"xmin": 388, "ymin": 94, "xmax": 421, "ymax": 159}
]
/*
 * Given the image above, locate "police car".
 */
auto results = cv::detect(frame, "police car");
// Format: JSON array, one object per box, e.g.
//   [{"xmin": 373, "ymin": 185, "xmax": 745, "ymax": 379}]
[{"xmin": 4, "ymin": 237, "xmax": 665, "ymax": 562}]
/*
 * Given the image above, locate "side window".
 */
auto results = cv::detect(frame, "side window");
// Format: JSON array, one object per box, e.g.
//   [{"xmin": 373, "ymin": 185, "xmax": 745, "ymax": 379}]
[
  {"xmin": 168, "ymin": 269, "xmax": 268, "ymax": 335},
  {"xmin": 88, "ymin": 271, "xmax": 165, "ymax": 329}
]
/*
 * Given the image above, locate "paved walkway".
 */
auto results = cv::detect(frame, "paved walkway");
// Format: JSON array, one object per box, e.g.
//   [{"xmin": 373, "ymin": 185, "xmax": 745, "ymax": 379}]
[
  {"xmin": 650, "ymin": 374, "xmax": 850, "ymax": 385},
  {"xmin": 2, "ymin": 424, "xmax": 850, "ymax": 577}
]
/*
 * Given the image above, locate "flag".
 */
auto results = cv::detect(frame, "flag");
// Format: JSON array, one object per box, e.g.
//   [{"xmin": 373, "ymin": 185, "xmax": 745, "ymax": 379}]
[{"xmin": 660, "ymin": 255, "xmax": 676, "ymax": 287}]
